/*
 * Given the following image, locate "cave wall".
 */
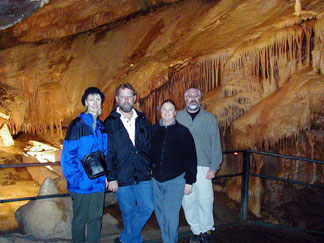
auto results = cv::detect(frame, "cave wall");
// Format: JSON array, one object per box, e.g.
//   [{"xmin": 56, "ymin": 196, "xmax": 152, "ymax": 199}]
[
  {"xmin": 0, "ymin": 0, "xmax": 323, "ymax": 155},
  {"xmin": 0, "ymin": 0, "xmax": 324, "ymax": 222}
]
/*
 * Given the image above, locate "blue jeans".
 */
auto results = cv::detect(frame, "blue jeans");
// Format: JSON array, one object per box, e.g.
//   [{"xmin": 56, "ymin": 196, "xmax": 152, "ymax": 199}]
[
  {"xmin": 116, "ymin": 180, "xmax": 154, "ymax": 243},
  {"xmin": 152, "ymin": 174, "xmax": 185, "ymax": 243}
]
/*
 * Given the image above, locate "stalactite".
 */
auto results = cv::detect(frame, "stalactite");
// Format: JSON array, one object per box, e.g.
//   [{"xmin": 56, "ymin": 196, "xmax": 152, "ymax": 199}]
[
  {"xmin": 227, "ymin": 21, "xmax": 315, "ymax": 103},
  {"xmin": 139, "ymin": 54, "xmax": 229, "ymax": 124},
  {"xmin": 9, "ymin": 81, "xmax": 69, "ymax": 136}
]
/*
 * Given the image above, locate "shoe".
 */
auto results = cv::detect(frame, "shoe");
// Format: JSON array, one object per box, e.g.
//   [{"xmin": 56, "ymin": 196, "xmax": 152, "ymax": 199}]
[
  {"xmin": 114, "ymin": 237, "xmax": 122, "ymax": 243},
  {"xmin": 189, "ymin": 234, "xmax": 200, "ymax": 243},
  {"xmin": 200, "ymin": 230, "xmax": 213, "ymax": 243}
]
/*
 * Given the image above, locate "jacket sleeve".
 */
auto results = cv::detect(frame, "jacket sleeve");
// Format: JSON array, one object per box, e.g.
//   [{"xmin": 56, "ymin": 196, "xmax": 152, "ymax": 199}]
[
  {"xmin": 104, "ymin": 118, "xmax": 118, "ymax": 182},
  {"xmin": 210, "ymin": 118, "xmax": 223, "ymax": 171},
  {"xmin": 61, "ymin": 123, "xmax": 89, "ymax": 189},
  {"xmin": 99, "ymin": 121, "xmax": 109, "ymax": 157},
  {"xmin": 144, "ymin": 118, "xmax": 151, "ymax": 153},
  {"xmin": 183, "ymin": 128, "xmax": 197, "ymax": 184}
]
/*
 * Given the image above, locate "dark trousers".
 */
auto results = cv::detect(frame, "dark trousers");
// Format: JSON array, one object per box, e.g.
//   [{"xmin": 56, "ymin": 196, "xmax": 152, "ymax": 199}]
[{"xmin": 71, "ymin": 192, "xmax": 104, "ymax": 243}]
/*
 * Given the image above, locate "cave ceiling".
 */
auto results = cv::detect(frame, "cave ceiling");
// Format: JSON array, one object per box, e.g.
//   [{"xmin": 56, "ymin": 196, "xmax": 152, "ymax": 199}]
[
  {"xmin": 0, "ymin": 0, "xmax": 324, "ymax": 159},
  {"xmin": 0, "ymin": 0, "xmax": 45, "ymax": 31},
  {"xmin": 0, "ymin": 0, "xmax": 180, "ymax": 46}
]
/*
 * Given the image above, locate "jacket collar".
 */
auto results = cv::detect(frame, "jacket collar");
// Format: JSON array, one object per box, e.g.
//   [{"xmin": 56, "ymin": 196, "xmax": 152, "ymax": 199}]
[
  {"xmin": 183, "ymin": 107, "xmax": 204, "ymax": 119},
  {"xmin": 109, "ymin": 107, "xmax": 146, "ymax": 120},
  {"xmin": 79, "ymin": 112, "xmax": 102, "ymax": 128},
  {"xmin": 159, "ymin": 119, "xmax": 176, "ymax": 127}
]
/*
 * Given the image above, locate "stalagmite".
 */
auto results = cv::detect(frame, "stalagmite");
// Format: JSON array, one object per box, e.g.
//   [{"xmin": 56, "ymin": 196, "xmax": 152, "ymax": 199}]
[
  {"xmin": 294, "ymin": 0, "xmax": 302, "ymax": 16},
  {"xmin": 293, "ymin": 0, "xmax": 317, "ymax": 20},
  {"xmin": 0, "ymin": 123, "xmax": 14, "ymax": 147}
]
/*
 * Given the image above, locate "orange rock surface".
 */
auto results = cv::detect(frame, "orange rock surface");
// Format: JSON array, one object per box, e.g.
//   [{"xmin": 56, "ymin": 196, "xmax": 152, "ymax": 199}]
[
  {"xmin": 0, "ymin": 0, "xmax": 324, "ymax": 220},
  {"xmin": 0, "ymin": 0, "xmax": 323, "ymax": 153}
]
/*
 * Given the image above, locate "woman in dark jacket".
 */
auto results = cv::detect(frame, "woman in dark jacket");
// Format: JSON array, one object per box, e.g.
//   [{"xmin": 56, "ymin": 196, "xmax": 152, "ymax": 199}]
[{"xmin": 150, "ymin": 99, "xmax": 197, "ymax": 243}]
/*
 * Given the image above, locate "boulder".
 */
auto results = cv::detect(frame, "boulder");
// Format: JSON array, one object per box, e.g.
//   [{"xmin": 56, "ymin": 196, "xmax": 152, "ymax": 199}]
[
  {"xmin": 15, "ymin": 177, "xmax": 72, "ymax": 239},
  {"xmin": 15, "ymin": 177, "xmax": 120, "ymax": 240},
  {"xmin": 0, "ymin": 123, "xmax": 14, "ymax": 147},
  {"xmin": 0, "ymin": 237, "xmax": 11, "ymax": 243},
  {"xmin": 104, "ymin": 191, "xmax": 117, "ymax": 207}
]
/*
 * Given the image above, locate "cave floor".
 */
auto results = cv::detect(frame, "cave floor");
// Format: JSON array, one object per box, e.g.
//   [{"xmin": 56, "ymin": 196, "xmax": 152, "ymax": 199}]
[
  {"xmin": 174, "ymin": 222, "xmax": 324, "ymax": 243},
  {"xmin": 2, "ymin": 220, "xmax": 323, "ymax": 243},
  {"xmin": 1, "ymin": 135, "xmax": 324, "ymax": 242},
  {"xmin": 103, "ymin": 192, "xmax": 324, "ymax": 243},
  {"xmin": 0, "ymin": 137, "xmax": 41, "ymax": 232}
]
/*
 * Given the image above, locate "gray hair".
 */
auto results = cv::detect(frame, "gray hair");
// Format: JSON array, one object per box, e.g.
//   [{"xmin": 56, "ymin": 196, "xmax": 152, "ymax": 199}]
[{"xmin": 184, "ymin": 88, "xmax": 201, "ymax": 97}]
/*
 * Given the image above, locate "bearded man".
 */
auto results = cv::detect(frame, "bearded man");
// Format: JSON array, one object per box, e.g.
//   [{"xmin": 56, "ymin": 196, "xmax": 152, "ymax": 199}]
[
  {"xmin": 176, "ymin": 87, "xmax": 223, "ymax": 243},
  {"xmin": 104, "ymin": 83, "xmax": 154, "ymax": 243}
]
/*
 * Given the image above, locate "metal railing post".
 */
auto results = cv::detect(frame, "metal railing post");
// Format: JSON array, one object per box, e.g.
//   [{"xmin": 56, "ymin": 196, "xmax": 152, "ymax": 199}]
[{"xmin": 240, "ymin": 150, "xmax": 250, "ymax": 221}]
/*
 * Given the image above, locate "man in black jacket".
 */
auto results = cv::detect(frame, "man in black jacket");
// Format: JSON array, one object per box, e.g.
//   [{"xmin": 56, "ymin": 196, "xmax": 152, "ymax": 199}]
[{"xmin": 104, "ymin": 83, "xmax": 154, "ymax": 243}]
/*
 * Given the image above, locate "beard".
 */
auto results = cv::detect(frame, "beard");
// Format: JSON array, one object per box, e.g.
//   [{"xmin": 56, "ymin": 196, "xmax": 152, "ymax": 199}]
[
  {"xmin": 119, "ymin": 102, "xmax": 133, "ymax": 113},
  {"xmin": 187, "ymin": 101, "xmax": 200, "ymax": 111}
]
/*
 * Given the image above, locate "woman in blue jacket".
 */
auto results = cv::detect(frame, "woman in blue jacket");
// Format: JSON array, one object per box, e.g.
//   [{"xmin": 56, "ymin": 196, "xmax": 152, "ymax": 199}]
[
  {"xmin": 61, "ymin": 87, "xmax": 108, "ymax": 243},
  {"xmin": 150, "ymin": 99, "xmax": 197, "ymax": 243}
]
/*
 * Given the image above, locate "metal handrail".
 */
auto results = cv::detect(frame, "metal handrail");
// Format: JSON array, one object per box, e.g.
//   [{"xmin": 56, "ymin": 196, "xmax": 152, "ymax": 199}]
[
  {"xmin": 0, "ymin": 193, "xmax": 71, "ymax": 204},
  {"xmin": 248, "ymin": 150, "xmax": 324, "ymax": 164},
  {"xmin": 0, "ymin": 162, "xmax": 61, "ymax": 169},
  {"xmin": 251, "ymin": 173, "xmax": 324, "ymax": 189},
  {"xmin": 1, "ymin": 150, "xmax": 324, "ymax": 237},
  {"xmin": 227, "ymin": 150, "xmax": 324, "ymax": 236}
]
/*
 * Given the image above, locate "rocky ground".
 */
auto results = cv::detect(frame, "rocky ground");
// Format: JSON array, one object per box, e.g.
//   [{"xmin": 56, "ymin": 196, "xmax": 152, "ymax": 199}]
[
  {"xmin": 0, "ymin": 136, "xmax": 40, "ymax": 233},
  {"xmin": 1, "ymin": 134, "xmax": 323, "ymax": 242}
]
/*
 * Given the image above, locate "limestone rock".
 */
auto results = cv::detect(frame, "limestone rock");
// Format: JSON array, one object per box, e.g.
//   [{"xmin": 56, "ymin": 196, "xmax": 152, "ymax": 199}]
[
  {"xmin": 22, "ymin": 153, "xmax": 60, "ymax": 186},
  {"xmin": 15, "ymin": 177, "xmax": 72, "ymax": 239},
  {"xmin": 1, "ymin": 0, "xmax": 180, "ymax": 44},
  {"xmin": 0, "ymin": 123, "xmax": 14, "ymax": 147},
  {"xmin": 104, "ymin": 191, "xmax": 117, "ymax": 207},
  {"xmin": 102, "ymin": 212, "xmax": 119, "ymax": 227},
  {"xmin": 0, "ymin": 237, "xmax": 11, "ymax": 243},
  {"xmin": 14, "ymin": 177, "xmax": 120, "ymax": 240}
]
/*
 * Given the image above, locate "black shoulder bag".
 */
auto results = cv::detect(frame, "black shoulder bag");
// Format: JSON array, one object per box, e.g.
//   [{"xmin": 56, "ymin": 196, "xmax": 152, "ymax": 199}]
[{"xmin": 81, "ymin": 150, "xmax": 108, "ymax": 179}]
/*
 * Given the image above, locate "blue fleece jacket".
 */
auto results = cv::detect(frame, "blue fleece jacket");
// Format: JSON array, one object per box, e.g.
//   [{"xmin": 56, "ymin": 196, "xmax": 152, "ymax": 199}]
[{"xmin": 61, "ymin": 113, "xmax": 108, "ymax": 193}]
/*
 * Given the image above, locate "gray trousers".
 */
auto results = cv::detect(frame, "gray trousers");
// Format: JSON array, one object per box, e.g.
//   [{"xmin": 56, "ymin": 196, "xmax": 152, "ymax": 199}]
[
  {"xmin": 71, "ymin": 192, "xmax": 104, "ymax": 243},
  {"xmin": 152, "ymin": 174, "xmax": 185, "ymax": 243}
]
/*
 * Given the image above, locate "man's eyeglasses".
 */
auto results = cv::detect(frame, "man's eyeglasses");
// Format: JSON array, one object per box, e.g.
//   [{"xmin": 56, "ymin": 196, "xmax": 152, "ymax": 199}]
[
  {"xmin": 186, "ymin": 94, "xmax": 200, "ymax": 99},
  {"xmin": 118, "ymin": 95, "xmax": 134, "ymax": 100}
]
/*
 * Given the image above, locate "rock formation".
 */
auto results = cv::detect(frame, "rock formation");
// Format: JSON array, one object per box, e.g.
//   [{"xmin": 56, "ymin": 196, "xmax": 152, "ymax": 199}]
[
  {"xmin": 15, "ymin": 177, "xmax": 72, "ymax": 239},
  {"xmin": 0, "ymin": 0, "xmax": 323, "ymax": 222},
  {"xmin": 14, "ymin": 177, "xmax": 119, "ymax": 239}
]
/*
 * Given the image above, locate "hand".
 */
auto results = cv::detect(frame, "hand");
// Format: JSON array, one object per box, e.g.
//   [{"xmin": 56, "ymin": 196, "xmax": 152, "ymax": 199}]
[
  {"xmin": 108, "ymin": 180, "xmax": 118, "ymax": 192},
  {"xmin": 206, "ymin": 169, "xmax": 216, "ymax": 179},
  {"xmin": 184, "ymin": 184, "xmax": 193, "ymax": 195}
]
